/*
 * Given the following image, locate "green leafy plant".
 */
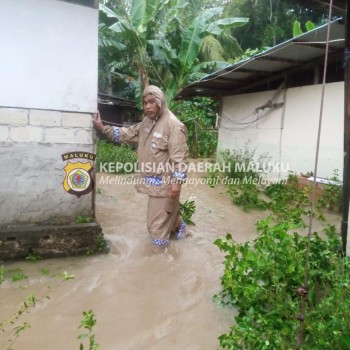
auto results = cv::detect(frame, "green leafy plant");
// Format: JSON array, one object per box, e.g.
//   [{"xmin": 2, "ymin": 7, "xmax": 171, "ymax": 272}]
[
  {"xmin": 175, "ymin": 97, "xmax": 219, "ymax": 158},
  {"xmin": 215, "ymin": 145, "xmax": 329, "ymax": 224},
  {"xmin": 220, "ymin": 143, "xmax": 271, "ymax": 182},
  {"xmin": 317, "ymin": 169, "xmax": 343, "ymax": 212},
  {"xmin": 214, "ymin": 221, "xmax": 347, "ymax": 349},
  {"xmin": 217, "ymin": 144, "xmax": 271, "ymax": 211},
  {"xmin": 229, "ymin": 47, "xmax": 270, "ymax": 64},
  {"xmin": 293, "ymin": 20, "xmax": 316, "ymax": 37},
  {"xmin": 99, "ymin": 2, "xmax": 248, "ymax": 104},
  {"xmin": 58, "ymin": 271, "xmax": 75, "ymax": 281},
  {"xmin": 25, "ymin": 253, "xmax": 42, "ymax": 262},
  {"xmin": 6, "ymin": 322, "xmax": 31, "ymax": 350},
  {"xmin": 264, "ymin": 174, "xmax": 313, "ymax": 225},
  {"xmin": 213, "ymin": 156, "xmax": 346, "ymax": 348},
  {"xmin": 96, "ymin": 140, "xmax": 137, "ymax": 174},
  {"xmin": 96, "ymin": 234, "xmax": 107, "ymax": 251},
  {"xmin": 227, "ymin": 183, "xmax": 268, "ymax": 211},
  {"xmin": 86, "ymin": 233, "xmax": 108, "ymax": 256},
  {"xmin": 11, "ymin": 272, "xmax": 28, "ymax": 282},
  {"xmin": 9, "ymin": 269, "xmax": 28, "ymax": 283},
  {"xmin": 1, "ymin": 293, "xmax": 37, "ymax": 347},
  {"xmin": 40, "ymin": 268, "xmax": 50, "ymax": 276},
  {"xmin": 96, "ymin": 188, "xmax": 102, "ymax": 195},
  {"xmin": 78, "ymin": 310, "xmax": 100, "ymax": 350},
  {"xmin": 205, "ymin": 163, "xmax": 221, "ymax": 188},
  {"xmin": 180, "ymin": 200, "xmax": 196, "ymax": 226},
  {"xmin": 75, "ymin": 216, "xmax": 93, "ymax": 224},
  {"xmin": 0, "ymin": 265, "xmax": 4, "ymax": 284}
]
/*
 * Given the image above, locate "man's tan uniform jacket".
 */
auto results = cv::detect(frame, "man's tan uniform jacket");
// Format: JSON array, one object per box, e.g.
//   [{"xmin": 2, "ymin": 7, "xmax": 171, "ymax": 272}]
[{"xmin": 103, "ymin": 87, "xmax": 189, "ymax": 197}]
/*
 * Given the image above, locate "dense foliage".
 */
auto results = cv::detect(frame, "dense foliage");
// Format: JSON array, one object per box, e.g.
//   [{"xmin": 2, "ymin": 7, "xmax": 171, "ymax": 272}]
[
  {"xmin": 99, "ymin": 0, "xmax": 248, "ymax": 104},
  {"xmin": 174, "ymin": 97, "xmax": 219, "ymax": 158},
  {"xmin": 213, "ymin": 146, "xmax": 347, "ymax": 349},
  {"xmin": 223, "ymin": 0, "xmax": 326, "ymax": 49},
  {"xmin": 98, "ymin": 0, "xmax": 326, "ymax": 102},
  {"xmin": 214, "ymin": 146, "xmax": 342, "ymax": 217},
  {"xmin": 96, "ymin": 139, "xmax": 137, "ymax": 173},
  {"xmin": 98, "ymin": 0, "xmax": 326, "ymax": 161},
  {"xmin": 215, "ymin": 222, "xmax": 350, "ymax": 349}
]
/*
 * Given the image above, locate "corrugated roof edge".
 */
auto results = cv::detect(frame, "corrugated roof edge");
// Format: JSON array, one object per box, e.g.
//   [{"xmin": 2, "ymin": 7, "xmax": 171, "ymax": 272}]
[{"xmin": 175, "ymin": 18, "xmax": 344, "ymax": 100}]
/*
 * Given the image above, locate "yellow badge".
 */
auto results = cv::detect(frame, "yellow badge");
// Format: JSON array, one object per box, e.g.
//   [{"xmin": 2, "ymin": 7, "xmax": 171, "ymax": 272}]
[{"xmin": 63, "ymin": 161, "xmax": 94, "ymax": 197}]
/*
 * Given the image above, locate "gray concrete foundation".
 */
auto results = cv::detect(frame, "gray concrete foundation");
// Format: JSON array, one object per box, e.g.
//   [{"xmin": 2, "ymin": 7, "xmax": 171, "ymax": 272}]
[{"xmin": 0, "ymin": 222, "xmax": 108, "ymax": 260}]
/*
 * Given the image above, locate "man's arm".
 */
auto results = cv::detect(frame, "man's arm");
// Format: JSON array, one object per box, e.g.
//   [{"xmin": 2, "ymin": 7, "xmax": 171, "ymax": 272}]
[
  {"xmin": 93, "ymin": 111, "xmax": 140, "ymax": 144},
  {"xmin": 93, "ymin": 111, "xmax": 106, "ymax": 133}
]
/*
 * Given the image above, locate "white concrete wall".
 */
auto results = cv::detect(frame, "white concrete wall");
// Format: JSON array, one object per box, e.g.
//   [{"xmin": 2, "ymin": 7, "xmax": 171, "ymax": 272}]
[
  {"xmin": 0, "ymin": 108, "xmax": 94, "ymax": 225},
  {"xmin": 0, "ymin": 0, "xmax": 98, "ymax": 113},
  {"xmin": 218, "ymin": 82, "xmax": 344, "ymax": 179},
  {"xmin": 0, "ymin": 0, "xmax": 98, "ymax": 226}
]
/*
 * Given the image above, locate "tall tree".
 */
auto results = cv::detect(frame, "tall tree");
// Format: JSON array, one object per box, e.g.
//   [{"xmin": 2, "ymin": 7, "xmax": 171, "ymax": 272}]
[
  {"xmin": 99, "ymin": 0, "xmax": 248, "ymax": 103},
  {"xmin": 224, "ymin": 0, "xmax": 326, "ymax": 50}
]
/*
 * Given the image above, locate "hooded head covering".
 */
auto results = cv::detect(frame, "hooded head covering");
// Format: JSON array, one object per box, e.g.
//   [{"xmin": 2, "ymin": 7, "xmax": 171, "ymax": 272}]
[{"xmin": 143, "ymin": 85, "xmax": 167, "ymax": 116}]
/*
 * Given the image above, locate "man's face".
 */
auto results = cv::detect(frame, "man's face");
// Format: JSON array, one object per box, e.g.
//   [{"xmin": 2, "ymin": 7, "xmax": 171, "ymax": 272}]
[{"xmin": 143, "ymin": 94, "xmax": 160, "ymax": 119}]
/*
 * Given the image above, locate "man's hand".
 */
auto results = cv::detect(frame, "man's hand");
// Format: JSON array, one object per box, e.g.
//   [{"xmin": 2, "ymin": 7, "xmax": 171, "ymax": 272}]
[
  {"xmin": 93, "ymin": 111, "xmax": 105, "ymax": 132},
  {"xmin": 169, "ymin": 183, "xmax": 181, "ymax": 199}
]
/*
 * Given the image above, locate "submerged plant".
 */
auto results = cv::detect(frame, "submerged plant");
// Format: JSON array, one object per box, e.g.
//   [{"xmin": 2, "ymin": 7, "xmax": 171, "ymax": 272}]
[
  {"xmin": 0, "ymin": 265, "xmax": 4, "ymax": 284},
  {"xmin": 78, "ymin": 310, "xmax": 100, "ymax": 350},
  {"xmin": 180, "ymin": 200, "xmax": 196, "ymax": 225},
  {"xmin": 6, "ymin": 322, "xmax": 31, "ymax": 350},
  {"xmin": 75, "ymin": 216, "xmax": 93, "ymax": 224}
]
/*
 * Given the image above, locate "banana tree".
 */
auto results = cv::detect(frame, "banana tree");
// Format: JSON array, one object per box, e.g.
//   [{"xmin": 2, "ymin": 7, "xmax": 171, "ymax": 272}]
[
  {"xmin": 149, "ymin": 6, "xmax": 248, "ymax": 101},
  {"xmin": 100, "ymin": 0, "xmax": 165, "ymax": 90},
  {"xmin": 99, "ymin": 1, "xmax": 248, "ymax": 103}
]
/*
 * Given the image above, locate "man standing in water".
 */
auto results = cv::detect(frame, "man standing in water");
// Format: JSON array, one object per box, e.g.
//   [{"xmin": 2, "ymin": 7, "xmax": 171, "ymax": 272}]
[{"xmin": 93, "ymin": 85, "xmax": 189, "ymax": 251}]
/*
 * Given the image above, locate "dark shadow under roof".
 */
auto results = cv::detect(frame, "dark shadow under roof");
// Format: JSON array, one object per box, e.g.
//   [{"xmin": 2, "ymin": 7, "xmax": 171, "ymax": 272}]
[
  {"xmin": 176, "ymin": 19, "xmax": 345, "ymax": 100},
  {"xmin": 98, "ymin": 93, "xmax": 137, "ymax": 109}
]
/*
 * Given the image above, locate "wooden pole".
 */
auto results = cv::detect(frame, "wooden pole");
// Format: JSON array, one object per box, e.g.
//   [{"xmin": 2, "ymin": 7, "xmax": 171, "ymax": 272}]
[
  {"xmin": 194, "ymin": 118, "xmax": 199, "ymax": 158},
  {"xmin": 341, "ymin": 2, "xmax": 350, "ymax": 255}
]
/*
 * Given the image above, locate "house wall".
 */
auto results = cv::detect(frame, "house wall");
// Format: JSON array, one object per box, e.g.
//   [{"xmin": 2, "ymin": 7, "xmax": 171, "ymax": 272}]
[
  {"xmin": 0, "ymin": 0, "xmax": 98, "ymax": 112},
  {"xmin": 218, "ymin": 82, "xmax": 344, "ymax": 179},
  {"xmin": 0, "ymin": 109, "xmax": 93, "ymax": 225},
  {"xmin": 0, "ymin": 0, "xmax": 98, "ymax": 227}
]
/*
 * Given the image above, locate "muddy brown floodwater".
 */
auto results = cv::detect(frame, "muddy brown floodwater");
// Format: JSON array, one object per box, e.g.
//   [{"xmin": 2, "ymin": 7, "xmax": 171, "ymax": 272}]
[{"xmin": 1, "ymin": 171, "xmax": 277, "ymax": 350}]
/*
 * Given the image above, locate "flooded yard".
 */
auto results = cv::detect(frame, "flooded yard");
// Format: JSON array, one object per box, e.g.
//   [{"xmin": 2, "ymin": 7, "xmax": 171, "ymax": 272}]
[{"xmin": 0, "ymin": 172, "xmax": 283, "ymax": 349}]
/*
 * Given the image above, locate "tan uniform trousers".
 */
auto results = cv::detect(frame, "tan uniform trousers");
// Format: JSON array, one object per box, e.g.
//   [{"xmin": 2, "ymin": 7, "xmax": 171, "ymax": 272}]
[{"xmin": 147, "ymin": 196, "xmax": 180, "ymax": 250}]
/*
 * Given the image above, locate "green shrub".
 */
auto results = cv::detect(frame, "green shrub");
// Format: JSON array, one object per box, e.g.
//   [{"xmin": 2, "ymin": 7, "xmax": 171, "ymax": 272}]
[
  {"xmin": 227, "ymin": 183, "xmax": 268, "ymax": 211},
  {"xmin": 217, "ymin": 144, "xmax": 271, "ymax": 212},
  {"xmin": 96, "ymin": 139, "xmax": 137, "ymax": 173},
  {"xmin": 216, "ymin": 146, "xmax": 326, "ymax": 224},
  {"xmin": 264, "ymin": 174, "xmax": 313, "ymax": 225},
  {"xmin": 0, "ymin": 266, "xmax": 4, "ymax": 284},
  {"xmin": 317, "ymin": 169, "xmax": 343, "ymax": 212},
  {"xmin": 214, "ymin": 221, "xmax": 348, "ymax": 349},
  {"xmin": 174, "ymin": 97, "xmax": 218, "ymax": 158},
  {"xmin": 214, "ymin": 151, "xmax": 347, "ymax": 349},
  {"xmin": 220, "ymin": 143, "xmax": 271, "ymax": 181}
]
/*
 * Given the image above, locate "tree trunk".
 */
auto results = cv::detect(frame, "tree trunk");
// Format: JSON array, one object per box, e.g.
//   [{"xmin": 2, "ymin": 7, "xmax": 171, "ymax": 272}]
[{"xmin": 138, "ymin": 65, "xmax": 149, "ymax": 91}]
